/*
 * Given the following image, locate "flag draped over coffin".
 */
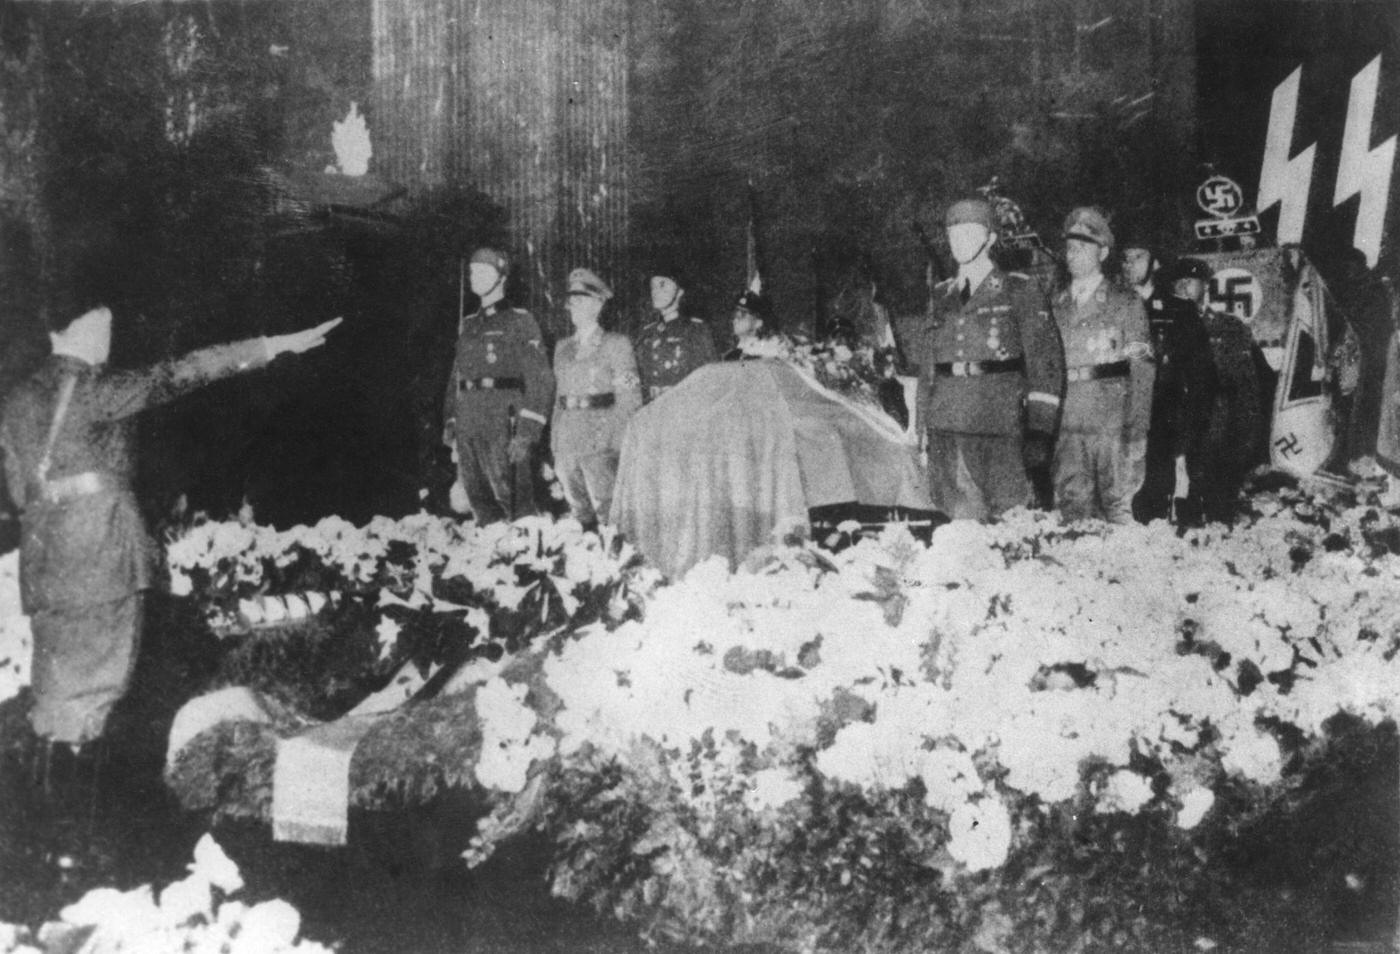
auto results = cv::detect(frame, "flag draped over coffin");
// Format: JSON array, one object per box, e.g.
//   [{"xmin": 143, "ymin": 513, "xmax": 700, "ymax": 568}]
[{"xmin": 610, "ymin": 361, "xmax": 930, "ymax": 579}]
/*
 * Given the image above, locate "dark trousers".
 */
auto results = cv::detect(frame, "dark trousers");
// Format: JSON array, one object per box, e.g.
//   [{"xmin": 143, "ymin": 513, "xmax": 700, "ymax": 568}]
[
  {"xmin": 1133, "ymin": 430, "xmax": 1203, "ymax": 526},
  {"xmin": 456, "ymin": 433, "xmax": 537, "ymax": 524},
  {"xmin": 927, "ymin": 430, "xmax": 1031, "ymax": 521}
]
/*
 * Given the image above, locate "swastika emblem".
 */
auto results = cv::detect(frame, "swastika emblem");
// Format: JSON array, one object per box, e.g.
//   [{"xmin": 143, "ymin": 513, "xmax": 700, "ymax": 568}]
[
  {"xmin": 1208, "ymin": 268, "xmax": 1263, "ymax": 323},
  {"xmin": 1274, "ymin": 432, "xmax": 1302, "ymax": 458},
  {"xmin": 1196, "ymin": 175, "xmax": 1245, "ymax": 218}
]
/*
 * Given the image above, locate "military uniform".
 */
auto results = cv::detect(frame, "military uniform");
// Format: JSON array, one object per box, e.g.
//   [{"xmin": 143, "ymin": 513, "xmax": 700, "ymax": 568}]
[
  {"xmin": 1132, "ymin": 285, "xmax": 1217, "ymax": 523},
  {"xmin": 1050, "ymin": 278, "xmax": 1155, "ymax": 523},
  {"xmin": 551, "ymin": 328, "xmax": 641, "ymax": 526},
  {"xmin": 635, "ymin": 314, "xmax": 716, "ymax": 401},
  {"xmin": 916, "ymin": 268, "xmax": 1065, "ymax": 519},
  {"xmin": 1201, "ymin": 307, "xmax": 1263, "ymax": 523},
  {"xmin": 0, "ymin": 340, "xmax": 271, "ymax": 743},
  {"xmin": 443, "ymin": 302, "xmax": 554, "ymax": 523}
]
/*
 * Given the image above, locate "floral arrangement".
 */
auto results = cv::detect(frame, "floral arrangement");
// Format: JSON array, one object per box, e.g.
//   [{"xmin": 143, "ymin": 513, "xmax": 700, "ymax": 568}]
[
  {"xmin": 738, "ymin": 335, "xmax": 899, "ymax": 413},
  {"xmin": 519, "ymin": 489, "xmax": 1400, "ymax": 951},
  {"xmin": 0, "ymin": 834, "xmax": 328, "ymax": 954},
  {"xmin": 0, "ymin": 552, "xmax": 30, "ymax": 707},
  {"xmin": 161, "ymin": 486, "xmax": 1400, "ymax": 952},
  {"xmin": 166, "ymin": 512, "xmax": 654, "ymax": 703}
]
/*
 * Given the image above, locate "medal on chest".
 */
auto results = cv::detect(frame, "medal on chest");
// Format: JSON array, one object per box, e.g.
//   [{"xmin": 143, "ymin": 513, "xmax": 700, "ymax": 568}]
[
  {"xmin": 986, "ymin": 316, "xmax": 1002, "ymax": 354},
  {"xmin": 486, "ymin": 342, "xmax": 498, "ymax": 364}
]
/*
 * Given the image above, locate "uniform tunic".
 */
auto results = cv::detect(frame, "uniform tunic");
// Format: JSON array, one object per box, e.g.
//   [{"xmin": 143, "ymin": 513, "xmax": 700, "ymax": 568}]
[
  {"xmin": 551, "ymin": 328, "xmax": 641, "ymax": 525},
  {"xmin": 915, "ymin": 269, "xmax": 1065, "ymax": 520},
  {"xmin": 443, "ymin": 303, "xmax": 554, "ymax": 523},
  {"xmin": 0, "ymin": 341, "xmax": 270, "ymax": 742},
  {"xmin": 1201, "ymin": 307, "xmax": 1263, "ymax": 523},
  {"xmin": 635, "ymin": 315, "xmax": 716, "ymax": 401},
  {"xmin": 1050, "ymin": 279, "xmax": 1155, "ymax": 524},
  {"xmin": 1133, "ymin": 288, "xmax": 1217, "ymax": 523}
]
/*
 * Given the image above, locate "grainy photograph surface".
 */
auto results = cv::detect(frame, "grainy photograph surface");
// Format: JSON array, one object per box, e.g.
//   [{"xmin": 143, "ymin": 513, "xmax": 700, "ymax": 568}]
[{"xmin": 0, "ymin": 2, "xmax": 1398, "ymax": 952}]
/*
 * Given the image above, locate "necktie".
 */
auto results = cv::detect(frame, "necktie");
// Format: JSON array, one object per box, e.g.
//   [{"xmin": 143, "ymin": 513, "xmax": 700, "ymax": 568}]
[{"xmin": 959, "ymin": 279, "xmax": 971, "ymax": 305}]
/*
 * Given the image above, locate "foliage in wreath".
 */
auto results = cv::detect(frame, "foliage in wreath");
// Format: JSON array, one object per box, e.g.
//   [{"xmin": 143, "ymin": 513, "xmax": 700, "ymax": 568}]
[
  {"xmin": 165, "ymin": 513, "xmax": 658, "ymax": 711},
  {"xmin": 512, "ymin": 488, "xmax": 1400, "ymax": 952}
]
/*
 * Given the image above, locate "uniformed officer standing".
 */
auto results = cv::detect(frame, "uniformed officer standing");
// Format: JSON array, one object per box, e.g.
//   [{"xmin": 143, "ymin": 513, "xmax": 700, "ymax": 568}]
[
  {"xmin": 916, "ymin": 197, "xmax": 1065, "ymax": 520},
  {"xmin": 1172, "ymin": 257, "xmax": 1262, "ymax": 524},
  {"xmin": 1050, "ymin": 207, "xmax": 1154, "ymax": 523},
  {"xmin": 551, "ymin": 268, "xmax": 642, "ymax": 530},
  {"xmin": 635, "ymin": 272, "xmax": 715, "ymax": 401},
  {"xmin": 443, "ymin": 247, "xmax": 554, "ymax": 523},
  {"xmin": 0, "ymin": 295, "xmax": 338, "ymax": 753},
  {"xmin": 1122, "ymin": 243, "xmax": 1217, "ymax": 524}
]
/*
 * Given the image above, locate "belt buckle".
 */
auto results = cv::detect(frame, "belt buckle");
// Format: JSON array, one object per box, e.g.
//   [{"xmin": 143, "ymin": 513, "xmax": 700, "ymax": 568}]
[
  {"xmin": 481, "ymin": 377, "xmax": 495, "ymax": 388},
  {"xmin": 954, "ymin": 361, "xmax": 971, "ymax": 377}
]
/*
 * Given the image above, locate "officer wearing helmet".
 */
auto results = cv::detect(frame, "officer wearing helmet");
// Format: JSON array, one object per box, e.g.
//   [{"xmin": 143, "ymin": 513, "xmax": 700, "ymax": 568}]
[
  {"xmin": 635, "ymin": 269, "xmax": 716, "ymax": 401},
  {"xmin": 915, "ymin": 196, "xmax": 1065, "ymax": 520},
  {"xmin": 443, "ymin": 246, "xmax": 555, "ymax": 522},
  {"xmin": 1050, "ymin": 207, "xmax": 1154, "ymax": 523},
  {"xmin": 551, "ymin": 268, "xmax": 642, "ymax": 530}
]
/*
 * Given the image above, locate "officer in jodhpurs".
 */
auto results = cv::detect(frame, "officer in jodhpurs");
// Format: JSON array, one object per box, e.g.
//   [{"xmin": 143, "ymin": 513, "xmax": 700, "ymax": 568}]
[
  {"xmin": 1050, "ymin": 207, "xmax": 1155, "ymax": 523},
  {"xmin": 916, "ymin": 197, "xmax": 1065, "ymax": 520},
  {"xmin": 443, "ymin": 247, "xmax": 555, "ymax": 522},
  {"xmin": 551, "ymin": 268, "xmax": 642, "ymax": 530},
  {"xmin": 635, "ymin": 270, "xmax": 716, "ymax": 402}
]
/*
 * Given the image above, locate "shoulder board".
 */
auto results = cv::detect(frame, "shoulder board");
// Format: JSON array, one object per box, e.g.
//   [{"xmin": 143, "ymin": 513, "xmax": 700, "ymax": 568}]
[
  {"xmin": 687, "ymin": 317, "xmax": 707, "ymax": 325},
  {"xmin": 1006, "ymin": 271, "xmax": 1031, "ymax": 281},
  {"xmin": 934, "ymin": 278, "xmax": 955, "ymax": 291}
]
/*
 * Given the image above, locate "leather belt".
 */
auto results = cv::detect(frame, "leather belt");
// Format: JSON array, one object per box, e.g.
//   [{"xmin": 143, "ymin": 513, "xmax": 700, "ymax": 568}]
[
  {"xmin": 459, "ymin": 376, "xmax": 525, "ymax": 392},
  {"xmin": 933, "ymin": 357, "xmax": 1025, "ymax": 377},
  {"xmin": 558, "ymin": 393, "xmax": 616, "ymax": 410},
  {"xmin": 1066, "ymin": 360, "xmax": 1130, "ymax": 383},
  {"xmin": 33, "ymin": 471, "xmax": 120, "ymax": 506}
]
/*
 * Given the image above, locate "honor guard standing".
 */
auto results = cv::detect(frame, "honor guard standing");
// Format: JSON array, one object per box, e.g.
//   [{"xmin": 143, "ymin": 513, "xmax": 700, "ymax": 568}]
[
  {"xmin": 1172, "ymin": 257, "xmax": 1262, "ymax": 524},
  {"xmin": 443, "ymin": 247, "xmax": 554, "ymax": 522},
  {"xmin": 551, "ymin": 268, "xmax": 642, "ymax": 530},
  {"xmin": 1050, "ymin": 207, "xmax": 1155, "ymax": 523},
  {"xmin": 635, "ymin": 271, "xmax": 716, "ymax": 401},
  {"xmin": 1122, "ymin": 241, "xmax": 1217, "ymax": 524},
  {"xmin": 0, "ymin": 291, "xmax": 339, "ymax": 756},
  {"xmin": 916, "ymin": 197, "xmax": 1065, "ymax": 520}
]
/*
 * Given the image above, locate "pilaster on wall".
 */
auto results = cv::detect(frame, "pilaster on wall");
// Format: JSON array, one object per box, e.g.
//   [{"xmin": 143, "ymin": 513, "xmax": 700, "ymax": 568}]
[{"xmin": 371, "ymin": 0, "xmax": 630, "ymax": 341}]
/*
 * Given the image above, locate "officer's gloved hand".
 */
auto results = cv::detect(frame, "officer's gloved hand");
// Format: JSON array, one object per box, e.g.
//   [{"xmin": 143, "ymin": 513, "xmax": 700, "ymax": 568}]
[
  {"xmin": 1173, "ymin": 455, "xmax": 1190, "ymax": 500},
  {"xmin": 507, "ymin": 435, "xmax": 535, "ymax": 465},
  {"xmin": 1021, "ymin": 431, "xmax": 1054, "ymax": 470},
  {"xmin": 449, "ymin": 479, "xmax": 472, "ymax": 516}
]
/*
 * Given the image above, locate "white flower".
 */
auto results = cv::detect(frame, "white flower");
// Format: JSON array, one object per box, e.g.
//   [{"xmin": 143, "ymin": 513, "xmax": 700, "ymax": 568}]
[
  {"xmin": 743, "ymin": 767, "xmax": 806, "ymax": 813},
  {"xmin": 1095, "ymin": 770, "xmax": 1155, "ymax": 815},
  {"xmin": 946, "ymin": 797, "xmax": 1014, "ymax": 872},
  {"xmin": 374, "ymin": 616, "xmax": 402, "ymax": 661},
  {"xmin": 1218, "ymin": 721, "xmax": 1283, "ymax": 785},
  {"xmin": 188, "ymin": 833, "xmax": 243, "ymax": 893},
  {"xmin": 1175, "ymin": 786, "xmax": 1216, "ymax": 830},
  {"xmin": 228, "ymin": 899, "xmax": 300, "ymax": 953},
  {"xmin": 159, "ymin": 875, "xmax": 212, "ymax": 926},
  {"xmin": 61, "ymin": 886, "xmax": 162, "ymax": 935}
]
